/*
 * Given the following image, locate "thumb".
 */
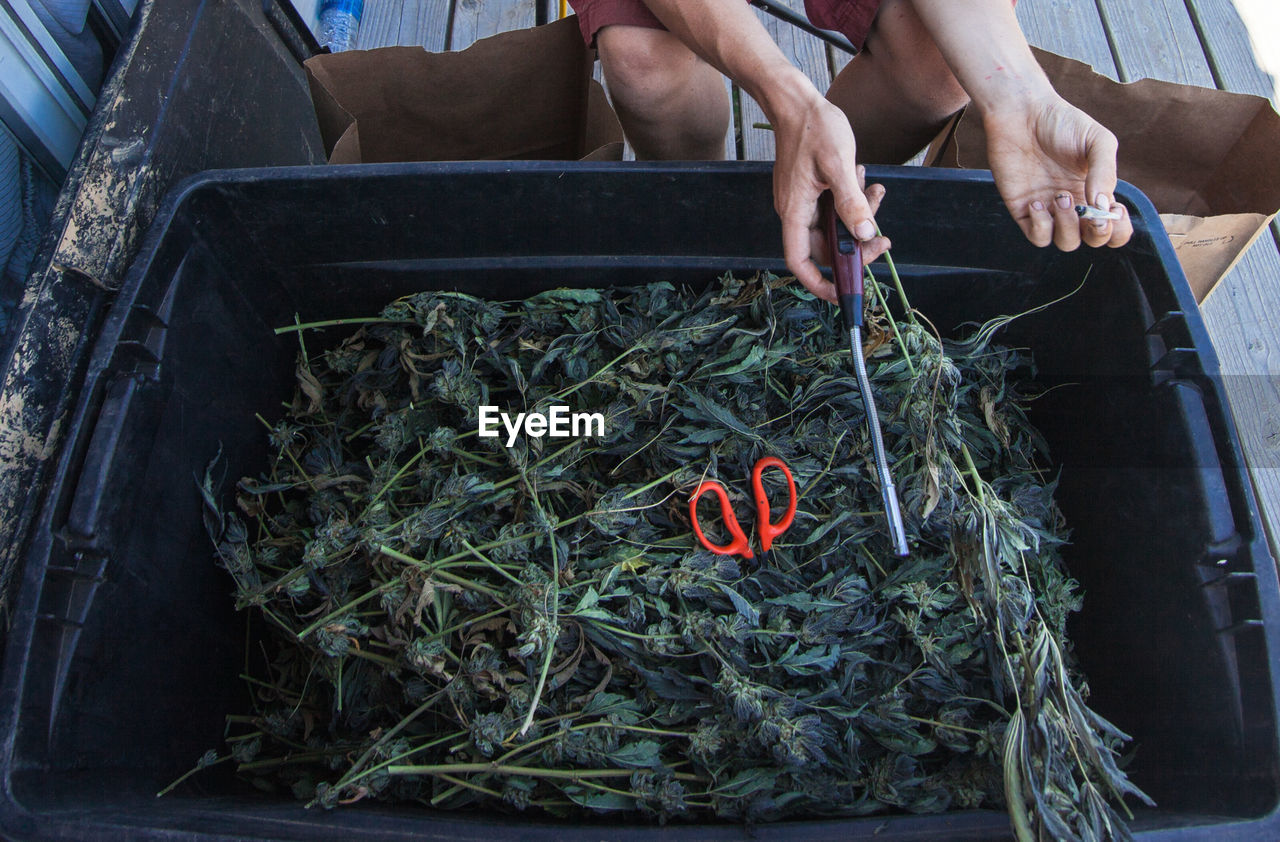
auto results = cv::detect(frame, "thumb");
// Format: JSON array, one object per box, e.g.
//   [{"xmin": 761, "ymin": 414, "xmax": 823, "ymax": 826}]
[
  {"xmin": 831, "ymin": 178, "xmax": 877, "ymax": 242},
  {"xmin": 1083, "ymin": 126, "xmax": 1120, "ymax": 211}
]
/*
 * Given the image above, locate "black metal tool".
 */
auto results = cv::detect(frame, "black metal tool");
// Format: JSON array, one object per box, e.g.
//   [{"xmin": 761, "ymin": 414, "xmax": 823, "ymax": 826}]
[
  {"xmin": 747, "ymin": 0, "xmax": 858, "ymax": 55},
  {"xmin": 821, "ymin": 194, "xmax": 910, "ymax": 557}
]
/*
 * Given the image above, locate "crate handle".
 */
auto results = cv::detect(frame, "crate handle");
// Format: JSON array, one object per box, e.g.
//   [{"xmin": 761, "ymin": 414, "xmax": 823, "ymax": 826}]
[{"xmin": 65, "ymin": 375, "xmax": 140, "ymax": 542}]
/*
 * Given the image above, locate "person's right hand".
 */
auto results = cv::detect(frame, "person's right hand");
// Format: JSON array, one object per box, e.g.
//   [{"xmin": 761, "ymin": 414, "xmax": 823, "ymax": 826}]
[
  {"xmin": 983, "ymin": 92, "xmax": 1132, "ymax": 250},
  {"xmin": 770, "ymin": 84, "xmax": 890, "ymax": 303}
]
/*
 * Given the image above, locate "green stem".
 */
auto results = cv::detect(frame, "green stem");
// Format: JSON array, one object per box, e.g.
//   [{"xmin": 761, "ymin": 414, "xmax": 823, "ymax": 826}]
[
  {"xmin": 517, "ymin": 472, "xmax": 559, "ymax": 738},
  {"xmin": 331, "ymin": 692, "xmax": 455, "ymax": 793},
  {"xmin": 460, "ymin": 538, "xmax": 526, "ymax": 588},
  {"xmin": 156, "ymin": 755, "xmax": 231, "ymax": 797},
  {"xmin": 346, "ymin": 647, "xmax": 398, "ymax": 668},
  {"xmin": 867, "ymin": 268, "xmax": 917, "ymax": 378},
  {"xmin": 451, "ymin": 447, "xmax": 504, "ymax": 469},
  {"xmin": 495, "ymin": 721, "xmax": 689, "ymax": 766},
  {"xmin": 549, "ymin": 346, "xmax": 643, "ymax": 401},
  {"xmin": 800, "ymin": 428, "xmax": 848, "ymax": 498},
  {"xmin": 623, "ymin": 464, "xmax": 686, "ymax": 500},
  {"xmin": 224, "ymin": 730, "xmax": 264, "ymax": 743},
  {"xmin": 959, "ymin": 443, "xmax": 987, "ymax": 506},
  {"xmin": 379, "ymin": 546, "xmax": 508, "ymax": 603},
  {"xmin": 389, "ymin": 763, "xmax": 635, "ymax": 781},
  {"xmin": 295, "ymin": 583, "xmax": 389, "ymax": 641},
  {"xmin": 297, "ymin": 514, "xmax": 594, "ymax": 642},
  {"xmin": 432, "ymin": 773, "xmax": 502, "ymax": 804},
  {"xmin": 489, "ymin": 439, "xmax": 585, "ymax": 493},
  {"xmin": 274, "ymin": 316, "xmax": 410, "ymax": 335},
  {"xmin": 335, "ymin": 731, "xmax": 468, "ymax": 793},
  {"xmin": 907, "ymin": 715, "xmax": 988, "ymax": 736},
  {"xmin": 586, "ymin": 621, "xmax": 679, "ymax": 641},
  {"xmin": 874, "ymin": 227, "xmax": 917, "ymax": 325},
  {"xmin": 386, "ymin": 763, "xmax": 703, "ymax": 783},
  {"xmin": 238, "ymin": 750, "xmax": 344, "ymax": 772},
  {"xmin": 365, "ymin": 442, "xmax": 431, "ymax": 510},
  {"xmin": 428, "ymin": 605, "xmax": 510, "ymax": 641}
]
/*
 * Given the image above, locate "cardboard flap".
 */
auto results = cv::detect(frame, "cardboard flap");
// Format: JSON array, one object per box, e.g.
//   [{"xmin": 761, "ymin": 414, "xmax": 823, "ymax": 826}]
[
  {"xmin": 303, "ymin": 17, "xmax": 623, "ymax": 163},
  {"xmin": 305, "ymin": 65, "xmax": 358, "ymax": 161},
  {"xmin": 1161, "ymin": 212, "xmax": 1274, "ymax": 302}
]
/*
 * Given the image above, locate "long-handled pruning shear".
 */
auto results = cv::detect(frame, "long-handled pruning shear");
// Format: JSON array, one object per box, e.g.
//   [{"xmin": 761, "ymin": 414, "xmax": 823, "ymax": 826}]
[
  {"xmin": 821, "ymin": 194, "xmax": 910, "ymax": 557},
  {"xmin": 689, "ymin": 456, "xmax": 797, "ymax": 563}
]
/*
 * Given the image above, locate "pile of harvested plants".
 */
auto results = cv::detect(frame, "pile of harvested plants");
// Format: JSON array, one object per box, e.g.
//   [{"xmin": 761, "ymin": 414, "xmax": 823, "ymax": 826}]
[{"xmin": 195, "ymin": 269, "xmax": 1151, "ymax": 840}]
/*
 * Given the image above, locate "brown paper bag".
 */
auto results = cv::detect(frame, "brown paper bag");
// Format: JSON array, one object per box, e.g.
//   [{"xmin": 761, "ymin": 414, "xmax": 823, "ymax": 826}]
[
  {"xmin": 926, "ymin": 48, "xmax": 1280, "ymax": 302},
  {"xmin": 304, "ymin": 17, "xmax": 624, "ymax": 165}
]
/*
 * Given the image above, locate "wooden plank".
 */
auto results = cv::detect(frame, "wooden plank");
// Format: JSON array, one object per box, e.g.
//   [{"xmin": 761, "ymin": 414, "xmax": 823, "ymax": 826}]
[
  {"xmin": 724, "ymin": 79, "xmax": 740, "ymax": 160},
  {"xmin": 400, "ymin": 0, "xmax": 451, "ymax": 49},
  {"xmin": 449, "ymin": 0, "xmax": 534, "ymax": 50},
  {"xmin": 1016, "ymin": 0, "xmax": 1118, "ymax": 78},
  {"xmin": 357, "ymin": 0, "xmax": 404, "ymax": 47},
  {"xmin": 359, "ymin": 0, "xmax": 449, "ymax": 48},
  {"xmin": 1185, "ymin": 0, "xmax": 1278, "ymax": 103},
  {"xmin": 829, "ymin": 40, "xmax": 852, "ymax": 78},
  {"xmin": 740, "ymin": 0, "xmax": 831, "ymax": 160},
  {"xmin": 1094, "ymin": 0, "xmax": 1216, "ymax": 86}
]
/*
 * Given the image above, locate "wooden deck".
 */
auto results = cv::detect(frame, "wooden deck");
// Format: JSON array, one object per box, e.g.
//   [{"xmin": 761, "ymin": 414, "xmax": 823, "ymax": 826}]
[{"xmin": 358, "ymin": 0, "xmax": 1280, "ymax": 562}]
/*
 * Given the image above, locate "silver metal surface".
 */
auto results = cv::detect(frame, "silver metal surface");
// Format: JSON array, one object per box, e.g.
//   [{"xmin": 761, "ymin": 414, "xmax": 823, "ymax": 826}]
[{"xmin": 849, "ymin": 325, "xmax": 910, "ymax": 556}]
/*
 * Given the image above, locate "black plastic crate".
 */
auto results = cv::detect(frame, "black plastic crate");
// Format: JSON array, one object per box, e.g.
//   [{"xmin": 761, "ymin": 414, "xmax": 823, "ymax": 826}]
[{"xmin": 2, "ymin": 162, "xmax": 1277, "ymax": 840}]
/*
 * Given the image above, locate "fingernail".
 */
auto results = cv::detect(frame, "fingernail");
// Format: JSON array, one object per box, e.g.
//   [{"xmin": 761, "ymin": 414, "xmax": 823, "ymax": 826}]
[
  {"xmin": 1093, "ymin": 220, "xmax": 1107, "ymax": 231},
  {"xmin": 854, "ymin": 220, "xmax": 876, "ymax": 240},
  {"xmin": 1031, "ymin": 200, "xmax": 1045, "ymax": 212},
  {"xmin": 1055, "ymin": 193, "xmax": 1072, "ymax": 210},
  {"xmin": 1095, "ymin": 193, "xmax": 1110, "ymax": 210}
]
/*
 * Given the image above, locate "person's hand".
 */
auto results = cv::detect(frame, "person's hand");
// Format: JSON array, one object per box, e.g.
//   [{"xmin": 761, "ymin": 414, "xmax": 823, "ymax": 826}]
[
  {"xmin": 983, "ymin": 93, "xmax": 1132, "ymax": 250},
  {"xmin": 771, "ymin": 89, "xmax": 891, "ymax": 303}
]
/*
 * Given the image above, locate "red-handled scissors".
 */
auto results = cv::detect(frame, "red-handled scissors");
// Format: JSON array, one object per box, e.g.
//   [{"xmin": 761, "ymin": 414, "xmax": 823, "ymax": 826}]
[{"xmin": 688, "ymin": 457, "xmax": 797, "ymax": 561}]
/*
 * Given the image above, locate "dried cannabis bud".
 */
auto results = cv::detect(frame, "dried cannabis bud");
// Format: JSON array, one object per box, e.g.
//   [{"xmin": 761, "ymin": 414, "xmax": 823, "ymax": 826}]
[{"xmin": 196, "ymin": 272, "xmax": 1150, "ymax": 839}]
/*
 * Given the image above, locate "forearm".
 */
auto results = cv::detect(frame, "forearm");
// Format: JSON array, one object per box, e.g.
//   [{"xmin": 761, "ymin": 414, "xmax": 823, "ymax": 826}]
[
  {"xmin": 907, "ymin": 0, "xmax": 1054, "ymax": 115},
  {"xmin": 640, "ymin": 0, "xmax": 820, "ymax": 125}
]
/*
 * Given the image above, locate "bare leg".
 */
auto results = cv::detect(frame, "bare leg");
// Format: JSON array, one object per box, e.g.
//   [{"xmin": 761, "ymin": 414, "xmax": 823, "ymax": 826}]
[
  {"xmin": 825, "ymin": 0, "xmax": 970, "ymax": 164},
  {"xmin": 596, "ymin": 25, "xmax": 731, "ymax": 160}
]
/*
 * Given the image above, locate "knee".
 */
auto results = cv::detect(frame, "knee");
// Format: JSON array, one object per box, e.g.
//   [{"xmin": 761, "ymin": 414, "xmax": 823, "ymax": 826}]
[
  {"xmin": 866, "ymin": 0, "xmax": 969, "ymax": 118},
  {"xmin": 597, "ymin": 26, "xmax": 709, "ymax": 116},
  {"xmin": 596, "ymin": 25, "xmax": 728, "ymax": 158}
]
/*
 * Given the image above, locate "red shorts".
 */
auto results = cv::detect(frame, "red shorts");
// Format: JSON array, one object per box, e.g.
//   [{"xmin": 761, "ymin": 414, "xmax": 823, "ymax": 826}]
[{"xmin": 569, "ymin": 0, "xmax": 882, "ymax": 51}]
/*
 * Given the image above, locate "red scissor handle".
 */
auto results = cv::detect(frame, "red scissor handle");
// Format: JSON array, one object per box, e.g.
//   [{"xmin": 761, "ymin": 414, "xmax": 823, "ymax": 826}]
[
  {"xmin": 689, "ymin": 480, "xmax": 754, "ymax": 560},
  {"xmin": 752, "ymin": 456, "xmax": 796, "ymax": 553}
]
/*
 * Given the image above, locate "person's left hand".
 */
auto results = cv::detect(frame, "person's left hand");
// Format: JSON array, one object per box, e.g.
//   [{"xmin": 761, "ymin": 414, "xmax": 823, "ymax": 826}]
[{"xmin": 983, "ymin": 92, "xmax": 1132, "ymax": 250}]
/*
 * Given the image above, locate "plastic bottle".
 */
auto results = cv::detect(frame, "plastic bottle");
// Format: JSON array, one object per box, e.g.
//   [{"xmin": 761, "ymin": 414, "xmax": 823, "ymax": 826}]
[{"xmin": 317, "ymin": 0, "xmax": 363, "ymax": 53}]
